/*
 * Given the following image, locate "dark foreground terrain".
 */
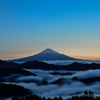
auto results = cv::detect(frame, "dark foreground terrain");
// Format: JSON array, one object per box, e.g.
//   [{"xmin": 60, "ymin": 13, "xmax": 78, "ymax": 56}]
[
  {"xmin": 11, "ymin": 91, "xmax": 100, "ymax": 100},
  {"xmin": 0, "ymin": 83, "xmax": 31, "ymax": 98}
]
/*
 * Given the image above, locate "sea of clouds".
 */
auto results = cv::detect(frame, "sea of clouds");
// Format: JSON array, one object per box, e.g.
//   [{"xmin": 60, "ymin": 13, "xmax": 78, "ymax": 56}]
[
  {"xmin": 3, "ymin": 68, "xmax": 100, "ymax": 99},
  {"xmin": 14, "ymin": 60, "xmax": 100, "ymax": 66},
  {"xmin": 43, "ymin": 60, "xmax": 100, "ymax": 66}
]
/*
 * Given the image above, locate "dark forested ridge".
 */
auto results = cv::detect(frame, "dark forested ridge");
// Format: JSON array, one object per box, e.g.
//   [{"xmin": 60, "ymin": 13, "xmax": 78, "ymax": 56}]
[
  {"xmin": 0, "ymin": 68, "xmax": 36, "ymax": 77},
  {"xmin": 0, "ymin": 59, "xmax": 100, "ymax": 70},
  {"xmin": 0, "ymin": 83, "xmax": 31, "ymax": 98},
  {"xmin": 0, "ymin": 60, "xmax": 19, "ymax": 69}
]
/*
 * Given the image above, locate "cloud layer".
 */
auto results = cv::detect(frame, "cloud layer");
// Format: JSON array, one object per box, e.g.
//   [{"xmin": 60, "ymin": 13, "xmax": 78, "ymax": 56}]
[{"xmin": 3, "ymin": 68, "xmax": 100, "ymax": 99}]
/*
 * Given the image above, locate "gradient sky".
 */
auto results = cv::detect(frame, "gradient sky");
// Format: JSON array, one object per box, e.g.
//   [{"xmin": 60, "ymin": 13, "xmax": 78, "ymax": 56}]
[{"xmin": 0, "ymin": 0, "xmax": 100, "ymax": 60}]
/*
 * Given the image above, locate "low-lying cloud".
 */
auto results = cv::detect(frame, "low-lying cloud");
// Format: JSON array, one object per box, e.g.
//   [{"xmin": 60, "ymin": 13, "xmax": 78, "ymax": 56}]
[
  {"xmin": 43, "ymin": 60, "xmax": 100, "ymax": 66},
  {"xmin": 3, "ymin": 69, "xmax": 100, "ymax": 99},
  {"xmin": 16, "ymin": 75, "xmax": 43, "ymax": 82},
  {"xmin": 72, "ymin": 69, "xmax": 100, "ymax": 79}
]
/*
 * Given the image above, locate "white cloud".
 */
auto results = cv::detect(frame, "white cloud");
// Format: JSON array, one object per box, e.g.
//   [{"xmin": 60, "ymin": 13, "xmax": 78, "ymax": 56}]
[
  {"xmin": 3, "ymin": 69, "xmax": 100, "ymax": 99},
  {"xmin": 72, "ymin": 69, "xmax": 100, "ymax": 79}
]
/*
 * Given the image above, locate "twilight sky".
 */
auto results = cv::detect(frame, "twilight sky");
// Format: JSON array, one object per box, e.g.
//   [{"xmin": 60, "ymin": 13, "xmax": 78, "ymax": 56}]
[{"xmin": 0, "ymin": 0, "xmax": 100, "ymax": 60}]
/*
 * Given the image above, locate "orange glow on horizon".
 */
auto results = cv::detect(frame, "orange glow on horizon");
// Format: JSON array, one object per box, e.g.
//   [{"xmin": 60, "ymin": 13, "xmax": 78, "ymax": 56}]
[
  {"xmin": 1, "ymin": 54, "xmax": 100, "ymax": 61},
  {"xmin": 71, "ymin": 55, "xmax": 100, "ymax": 61},
  {"xmin": 1, "ymin": 48, "xmax": 100, "ymax": 61}
]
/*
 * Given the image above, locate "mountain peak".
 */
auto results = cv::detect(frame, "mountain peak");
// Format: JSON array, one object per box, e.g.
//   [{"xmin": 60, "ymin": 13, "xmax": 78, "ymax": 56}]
[
  {"xmin": 39, "ymin": 48, "xmax": 59, "ymax": 54},
  {"xmin": 7, "ymin": 48, "xmax": 77, "ymax": 62}
]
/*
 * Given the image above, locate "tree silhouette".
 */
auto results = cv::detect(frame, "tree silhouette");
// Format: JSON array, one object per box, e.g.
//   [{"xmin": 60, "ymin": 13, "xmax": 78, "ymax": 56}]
[
  {"xmin": 58, "ymin": 95, "xmax": 63, "ymax": 100},
  {"xmin": 12, "ymin": 96, "xmax": 19, "ymax": 100},
  {"xmin": 89, "ymin": 91, "xmax": 94, "ymax": 97},
  {"xmin": 42, "ymin": 97, "xmax": 46, "ymax": 100},
  {"xmin": 83, "ymin": 90, "xmax": 88, "ymax": 97}
]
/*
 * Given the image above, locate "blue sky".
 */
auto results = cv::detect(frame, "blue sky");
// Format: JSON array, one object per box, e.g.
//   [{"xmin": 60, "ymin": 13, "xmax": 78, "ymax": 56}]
[{"xmin": 0, "ymin": 0, "xmax": 100, "ymax": 60}]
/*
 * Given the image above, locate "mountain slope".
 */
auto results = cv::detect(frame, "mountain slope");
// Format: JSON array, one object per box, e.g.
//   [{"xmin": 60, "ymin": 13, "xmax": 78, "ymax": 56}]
[{"xmin": 8, "ymin": 48, "xmax": 78, "ymax": 62}]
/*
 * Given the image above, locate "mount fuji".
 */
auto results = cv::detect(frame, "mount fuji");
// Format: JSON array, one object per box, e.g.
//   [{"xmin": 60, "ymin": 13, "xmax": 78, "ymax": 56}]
[{"xmin": 8, "ymin": 48, "xmax": 79, "ymax": 62}]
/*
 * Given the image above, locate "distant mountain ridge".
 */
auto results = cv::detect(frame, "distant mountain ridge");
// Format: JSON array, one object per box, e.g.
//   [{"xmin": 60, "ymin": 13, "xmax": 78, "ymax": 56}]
[
  {"xmin": 8, "ymin": 48, "xmax": 78, "ymax": 62},
  {"xmin": 1, "ymin": 59, "xmax": 100, "ymax": 70},
  {"xmin": 0, "ymin": 60, "xmax": 19, "ymax": 68}
]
